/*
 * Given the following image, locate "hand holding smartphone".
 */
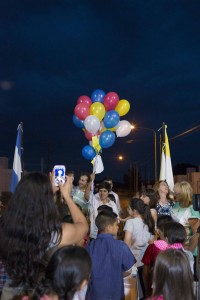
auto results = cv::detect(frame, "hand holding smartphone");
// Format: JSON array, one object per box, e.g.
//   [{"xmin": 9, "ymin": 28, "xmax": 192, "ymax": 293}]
[{"xmin": 53, "ymin": 165, "xmax": 66, "ymax": 187}]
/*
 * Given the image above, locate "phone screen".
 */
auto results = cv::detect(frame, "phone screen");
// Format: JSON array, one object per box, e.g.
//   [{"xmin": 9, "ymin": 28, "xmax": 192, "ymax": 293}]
[{"xmin": 54, "ymin": 165, "xmax": 66, "ymax": 186}]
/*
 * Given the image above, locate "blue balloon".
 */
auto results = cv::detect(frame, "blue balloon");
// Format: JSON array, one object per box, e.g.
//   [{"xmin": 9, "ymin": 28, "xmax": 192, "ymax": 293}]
[
  {"xmin": 91, "ymin": 89, "xmax": 105, "ymax": 103},
  {"xmin": 104, "ymin": 110, "xmax": 120, "ymax": 128},
  {"xmin": 82, "ymin": 145, "xmax": 96, "ymax": 160},
  {"xmin": 73, "ymin": 115, "xmax": 84, "ymax": 129},
  {"xmin": 99, "ymin": 130, "xmax": 116, "ymax": 148}
]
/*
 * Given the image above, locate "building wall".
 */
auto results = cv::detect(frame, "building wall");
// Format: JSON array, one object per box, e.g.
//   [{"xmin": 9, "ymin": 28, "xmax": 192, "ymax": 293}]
[
  {"xmin": 187, "ymin": 172, "xmax": 200, "ymax": 194},
  {"xmin": 174, "ymin": 175, "xmax": 187, "ymax": 183},
  {"xmin": 0, "ymin": 157, "xmax": 8, "ymax": 169},
  {"xmin": 0, "ymin": 157, "xmax": 12, "ymax": 193},
  {"xmin": 0, "ymin": 167, "xmax": 12, "ymax": 192}
]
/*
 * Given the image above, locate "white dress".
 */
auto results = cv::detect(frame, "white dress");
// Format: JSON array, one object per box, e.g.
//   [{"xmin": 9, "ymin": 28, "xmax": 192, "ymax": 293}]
[{"xmin": 124, "ymin": 217, "xmax": 153, "ymax": 267}]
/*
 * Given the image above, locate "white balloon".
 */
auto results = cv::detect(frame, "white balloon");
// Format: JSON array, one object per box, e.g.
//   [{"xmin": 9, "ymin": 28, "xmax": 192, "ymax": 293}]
[
  {"xmin": 116, "ymin": 120, "xmax": 131, "ymax": 137},
  {"xmin": 100, "ymin": 120, "xmax": 105, "ymax": 131},
  {"xmin": 84, "ymin": 115, "xmax": 100, "ymax": 134}
]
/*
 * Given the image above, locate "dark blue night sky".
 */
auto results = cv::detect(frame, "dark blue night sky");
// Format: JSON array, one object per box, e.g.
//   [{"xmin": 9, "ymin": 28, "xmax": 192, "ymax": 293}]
[{"xmin": 0, "ymin": 0, "xmax": 200, "ymax": 182}]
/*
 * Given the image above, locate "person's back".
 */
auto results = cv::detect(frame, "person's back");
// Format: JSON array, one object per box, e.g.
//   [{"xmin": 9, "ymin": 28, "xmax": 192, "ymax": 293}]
[
  {"xmin": 0, "ymin": 172, "xmax": 88, "ymax": 300},
  {"xmin": 86, "ymin": 211, "xmax": 135, "ymax": 300}
]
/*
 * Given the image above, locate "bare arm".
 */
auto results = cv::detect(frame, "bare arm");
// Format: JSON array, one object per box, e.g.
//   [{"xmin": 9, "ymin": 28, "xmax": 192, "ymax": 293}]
[
  {"xmin": 59, "ymin": 176, "xmax": 89, "ymax": 246},
  {"xmin": 188, "ymin": 219, "xmax": 200, "ymax": 252},
  {"xmin": 189, "ymin": 232, "xmax": 199, "ymax": 253},
  {"xmin": 119, "ymin": 216, "xmax": 131, "ymax": 222},
  {"xmin": 84, "ymin": 173, "xmax": 95, "ymax": 202},
  {"xmin": 150, "ymin": 208, "xmax": 157, "ymax": 226},
  {"xmin": 124, "ymin": 230, "xmax": 132, "ymax": 247},
  {"xmin": 123, "ymin": 268, "xmax": 132, "ymax": 277}
]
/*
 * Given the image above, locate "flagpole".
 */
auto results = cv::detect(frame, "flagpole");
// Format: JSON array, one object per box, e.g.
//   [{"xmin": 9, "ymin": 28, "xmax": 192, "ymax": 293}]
[
  {"xmin": 20, "ymin": 122, "xmax": 24, "ymax": 176},
  {"xmin": 162, "ymin": 122, "xmax": 165, "ymax": 146}
]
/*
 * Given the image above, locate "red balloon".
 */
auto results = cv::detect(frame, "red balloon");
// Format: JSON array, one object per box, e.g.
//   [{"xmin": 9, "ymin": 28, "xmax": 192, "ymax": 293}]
[
  {"xmin": 84, "ymin": 129, "xmax": 100, "ymax": 141},
  {"xmin": 104, "ymin": 92, "xmax": 119, "ymax": 111},
  {"xmin": 74, "ymin": 103, "xmax": 90, "ymax": 120},
  {"xmin": 77, "ymin": 95, "xmax": 92, "ymax": 107}
]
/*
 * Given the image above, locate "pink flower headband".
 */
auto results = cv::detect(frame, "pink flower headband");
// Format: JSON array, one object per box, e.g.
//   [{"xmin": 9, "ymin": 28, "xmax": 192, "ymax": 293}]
[{"xmin": 154, "ymin": 240, "xmax": 183, "ymax": 251}]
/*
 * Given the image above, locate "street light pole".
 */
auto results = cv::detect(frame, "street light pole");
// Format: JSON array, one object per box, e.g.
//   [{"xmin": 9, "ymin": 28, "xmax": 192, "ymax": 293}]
[{"xmin": 132, "ymin": 126, "xmax": 157, "ymax": 183}]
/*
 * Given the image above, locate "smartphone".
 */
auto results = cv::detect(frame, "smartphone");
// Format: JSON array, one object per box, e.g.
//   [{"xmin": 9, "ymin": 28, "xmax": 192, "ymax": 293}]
[{"xmin": 54, "ymin": 165, "xmax": 66, "ymax": 186}]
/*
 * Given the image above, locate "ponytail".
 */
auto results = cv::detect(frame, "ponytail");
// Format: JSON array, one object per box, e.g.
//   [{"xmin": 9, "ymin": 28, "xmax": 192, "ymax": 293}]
[{"xmin": 143, "ymin": 204, "xmax": 155, "ymax": 234}]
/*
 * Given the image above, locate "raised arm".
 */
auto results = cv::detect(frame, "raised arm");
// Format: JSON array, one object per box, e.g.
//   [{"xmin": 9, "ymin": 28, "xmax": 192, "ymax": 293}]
[
  {"xmin": 84, "ymin": 173, "xmax": 95, "ymax": 201},
  {"xmin": 59, "ymin": 176, "xmax": 89, "ymax": 246}
]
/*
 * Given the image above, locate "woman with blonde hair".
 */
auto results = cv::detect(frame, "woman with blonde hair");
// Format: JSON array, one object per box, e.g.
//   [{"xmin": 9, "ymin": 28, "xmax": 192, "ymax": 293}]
[{"xmin": 172, "ymin": 181, "xmax": 199, "ymax": 252}]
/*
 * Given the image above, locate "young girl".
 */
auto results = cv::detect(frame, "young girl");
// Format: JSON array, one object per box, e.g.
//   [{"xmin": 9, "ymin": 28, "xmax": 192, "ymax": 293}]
[
  {"xmin": 152, "ymin": 249, "xmax": 195, "ymax": 300},
  {"xmin": 124, "ymin": 198, "xmax": 155, "ymax": 298},
  {"xmin": 23, "ymin": 245, "xmax": 91, "ymax": 300},
  {"xmin": 139, "ymin": 188, "xmax": 158, "ymax": 226},
  {"xmin": 142, "ymin": 220, "xmax": 194, "ymax": 297}
]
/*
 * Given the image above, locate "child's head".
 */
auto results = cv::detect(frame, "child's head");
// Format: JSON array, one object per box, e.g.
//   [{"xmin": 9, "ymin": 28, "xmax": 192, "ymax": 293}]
[
  {"xmin": 38, "ymin": 245, "xmax": 91, "ymax": 300},
  {"xmin": 139, "ymin": 188, "xmax": 158, "ymax": 208},
  {"xmin": 157, "ymin": 215, "xmax": 173, "ymax": 239},
  {"xmin": 153, "ymin": 249, "xmax": 195, "ymax": 300},
  {"xmin": 163, "ymin": 221, "xmax": 186, "ymax": 245},
  {"xmin": 129, "ymin": 198, "xmax": 155, "ymax": 234},
  {"xmin": 97, "ymin": 205, "xmax": 113, "ymax": 214},
  {"xmin": 95, "ymin": 210, "xmax": 118, "ymax": 235}
]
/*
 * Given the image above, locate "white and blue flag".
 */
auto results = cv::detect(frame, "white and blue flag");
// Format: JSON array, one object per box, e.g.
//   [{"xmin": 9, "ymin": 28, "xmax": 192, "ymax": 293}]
[{"xmin": 10, "ymin": 124, "xmax": 23, "ymax": 193}]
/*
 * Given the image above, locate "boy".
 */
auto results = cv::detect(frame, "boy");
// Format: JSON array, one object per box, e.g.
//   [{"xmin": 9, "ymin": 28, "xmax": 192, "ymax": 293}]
[{"xmin": 86, "ymin": 210, "xmax": 136, "ymax": 300}]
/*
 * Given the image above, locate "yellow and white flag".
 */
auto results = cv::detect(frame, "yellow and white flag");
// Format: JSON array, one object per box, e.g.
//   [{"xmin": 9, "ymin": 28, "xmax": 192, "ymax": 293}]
[{"xmin": 159, "ymin": 125, "xmax": 174, "ymax": 191}]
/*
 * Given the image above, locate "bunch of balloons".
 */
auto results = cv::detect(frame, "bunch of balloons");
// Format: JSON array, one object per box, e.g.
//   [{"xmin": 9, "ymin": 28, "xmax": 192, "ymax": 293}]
[{"xmin": 73, "ymin": 89, "xmax": 132, "ymax": 160}]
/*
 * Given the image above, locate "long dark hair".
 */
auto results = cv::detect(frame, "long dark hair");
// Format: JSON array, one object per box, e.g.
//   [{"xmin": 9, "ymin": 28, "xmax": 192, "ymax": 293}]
[
  {"xmin": 139, "ymin": 187, "xmax": 158, "ymax": 209},
  {"xmin": 153, "ymin": 249, "xmax": 195, "ymax": 300},
  {"xmin": 0, "ymin": 172, "xmax": 62, "ymax": 288},
  {"xmin": 32, "ymin": 246, "xmax": 91, "ymax": 300},
  {"xmin": 130, "ymin": 198, "xmax": 155, "ymax": 234}
]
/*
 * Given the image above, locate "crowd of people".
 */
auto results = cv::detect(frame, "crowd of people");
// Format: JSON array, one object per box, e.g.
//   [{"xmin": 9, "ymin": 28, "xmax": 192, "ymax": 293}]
[{"xmin": 0, "ymin": 170, "xmax": 199, "ymax": 300}]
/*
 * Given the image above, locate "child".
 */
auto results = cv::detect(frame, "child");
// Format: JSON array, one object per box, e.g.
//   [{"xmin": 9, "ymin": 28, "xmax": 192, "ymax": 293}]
[
  {"xmin": 123, "ymin": 198, "xmax": 155, "ymax": 298},
  {"xmin": 86, "ymin": 210, "xmax": 136, "ymax": 300},
  {"xmin": 22, "ymin": 245, "xmax": 91, "ymax": 300},
  {"xmin": 142, "ymin": 220, "xmax": 193, "ymax": 297},
  {"xmin": 152, "ymin": 249, "xmax": 195, "ymax": 300}
]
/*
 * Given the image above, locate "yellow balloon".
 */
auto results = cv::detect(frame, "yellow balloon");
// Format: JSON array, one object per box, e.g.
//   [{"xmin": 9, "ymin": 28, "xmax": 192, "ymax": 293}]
[
  {"xmin": 90, "ymin": 102, "xmax": 106, "ymax": 121},
  {"xmin": 101, "ymin": 126, "xmax": 116, "ymax": 133},
  {"xmin": 115, "ymin": 99, "xmax": 130, "ymax": 116},
  {"xmin": 108, "ymin": 126, "xmax": 116, "ymax": 132}
]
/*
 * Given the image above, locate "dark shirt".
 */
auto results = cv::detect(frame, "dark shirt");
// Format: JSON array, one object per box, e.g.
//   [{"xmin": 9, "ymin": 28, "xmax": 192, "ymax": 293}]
[{"xmin": 86, "ymin": 233, "xmax": 136, "ymax": 300}]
